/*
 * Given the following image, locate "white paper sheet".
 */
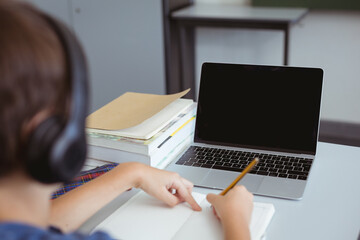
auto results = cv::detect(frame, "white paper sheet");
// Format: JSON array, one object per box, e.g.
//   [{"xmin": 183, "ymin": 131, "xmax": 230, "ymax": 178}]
[{"xmin": 94, "ymin": 191, "xmax": 275, "ymax": 240}]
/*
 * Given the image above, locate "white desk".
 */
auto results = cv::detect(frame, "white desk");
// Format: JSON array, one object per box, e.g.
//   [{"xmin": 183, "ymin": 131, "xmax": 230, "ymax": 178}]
[{"xmin": 79, "ymin": 142, "xmax": 360, "ymax": 240}]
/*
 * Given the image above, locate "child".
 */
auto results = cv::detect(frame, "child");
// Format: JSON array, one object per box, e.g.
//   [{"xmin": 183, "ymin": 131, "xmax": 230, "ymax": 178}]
[{"xmin": 0, "ymin": 0, "xmax": 253, "ymax": 239}]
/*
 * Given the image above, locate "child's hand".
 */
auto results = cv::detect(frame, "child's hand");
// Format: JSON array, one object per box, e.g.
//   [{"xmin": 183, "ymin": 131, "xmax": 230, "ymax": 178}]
[
  {"xmin": 207, "ymin": 185, "xmax": 253, "ymax": 225},
  {"xmin": 136, "ymin": 165, "xmax": 202, "ymax": 211}
]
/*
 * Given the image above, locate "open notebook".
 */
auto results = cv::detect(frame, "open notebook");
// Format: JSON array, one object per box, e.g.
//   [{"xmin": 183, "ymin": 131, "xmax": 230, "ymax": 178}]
[{"xmin": 93, "ymin": 191, "xmax": 275, "ymax": 240}]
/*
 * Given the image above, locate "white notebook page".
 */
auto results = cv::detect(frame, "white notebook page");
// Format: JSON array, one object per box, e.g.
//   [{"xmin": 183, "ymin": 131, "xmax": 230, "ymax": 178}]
[{"xmin": 94, "ymin": 191, "xmax": 275, "ymax": 240}]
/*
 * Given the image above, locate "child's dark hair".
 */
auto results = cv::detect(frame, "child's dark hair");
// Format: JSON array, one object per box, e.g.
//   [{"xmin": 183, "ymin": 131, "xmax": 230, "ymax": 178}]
[{"xmin": 0, "ymin": 0, "xmax": 69, "ymax": 178}]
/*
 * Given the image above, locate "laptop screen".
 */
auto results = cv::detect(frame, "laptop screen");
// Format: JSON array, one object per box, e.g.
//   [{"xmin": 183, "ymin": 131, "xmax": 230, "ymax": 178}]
[{"xmin": 194, "ymin": 63, "xmax": 323, "ymax": 155}]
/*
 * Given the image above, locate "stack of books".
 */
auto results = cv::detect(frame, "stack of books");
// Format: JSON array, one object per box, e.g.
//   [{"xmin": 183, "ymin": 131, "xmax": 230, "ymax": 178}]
[{"xmin": 85, "ymin": 90, "xmax": 196, "ymax": 169}]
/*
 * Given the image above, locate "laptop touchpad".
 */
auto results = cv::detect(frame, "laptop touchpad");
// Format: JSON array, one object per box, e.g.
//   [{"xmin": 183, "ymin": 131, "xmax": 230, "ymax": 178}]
[
  {"xmin": 240, "ymin": 174, "xmax": 263, "ymax": 193},
  {"xmin": 199, "ymin": 170, "xmax": 263, "ymax": 192}
]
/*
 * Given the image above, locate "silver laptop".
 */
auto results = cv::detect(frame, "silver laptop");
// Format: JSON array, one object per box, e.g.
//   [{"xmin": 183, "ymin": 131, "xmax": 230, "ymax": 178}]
[{"xmin": 166, "ymin": 62, "xmax": 323, "ymax": 200}]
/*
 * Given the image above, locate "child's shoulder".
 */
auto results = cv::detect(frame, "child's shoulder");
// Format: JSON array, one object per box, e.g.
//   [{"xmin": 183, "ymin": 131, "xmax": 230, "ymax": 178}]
[{"xmin": 0, "ymin": 222, "xmax": 112, "ymax": 240}]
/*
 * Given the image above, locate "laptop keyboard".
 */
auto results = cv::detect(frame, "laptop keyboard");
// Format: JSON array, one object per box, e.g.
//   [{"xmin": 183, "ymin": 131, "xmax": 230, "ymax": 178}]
[{"xmin": 175, "ymin": 146, "xmax": 313, "ymax": 180}]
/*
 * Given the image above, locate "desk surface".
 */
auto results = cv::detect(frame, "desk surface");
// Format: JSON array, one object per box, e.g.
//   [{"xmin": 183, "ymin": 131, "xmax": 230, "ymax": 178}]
[
  {"xmin": 80, "ymin": 142, "xmax": 360, "ymax": 240},
  {"xmin": 172, "ymin": 4, "xmax": 308, "ymax": 24}
]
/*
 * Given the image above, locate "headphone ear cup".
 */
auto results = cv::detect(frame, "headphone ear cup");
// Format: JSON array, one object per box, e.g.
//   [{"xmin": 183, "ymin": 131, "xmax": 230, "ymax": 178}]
[
  {"xmin": 50, "ymin": 124, "xmax": 87, "ymax": 183},
  {"xmin": 26, "ymin": 116, "xmax": 64, "ymax": 183}
]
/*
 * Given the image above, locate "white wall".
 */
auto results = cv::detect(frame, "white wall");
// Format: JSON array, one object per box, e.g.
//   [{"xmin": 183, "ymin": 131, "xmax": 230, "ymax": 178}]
[
  {"xmin": 195, "ymin": 4, "xmax": 360, "ymax": 124},
  {"xmin": 23, "ymin": 0, "xmax": 73, "ymax": 26},
  {"xmin": 25, "ymin": 0, "xmax": 166, "ymax": 113},
  {"xmin": 71, "ymin": 0, "xmax": 165, "ymax": 113}
]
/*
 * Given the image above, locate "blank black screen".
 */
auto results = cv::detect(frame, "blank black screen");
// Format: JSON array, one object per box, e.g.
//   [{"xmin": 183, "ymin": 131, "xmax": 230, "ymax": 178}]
[{"xmin": 194, "ymin": 63, "xmax": 323, "ymax": 154}]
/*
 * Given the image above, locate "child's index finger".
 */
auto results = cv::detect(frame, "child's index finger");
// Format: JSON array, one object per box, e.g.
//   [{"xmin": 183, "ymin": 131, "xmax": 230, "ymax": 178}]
[{"xmin": 177, "ymin": 185, "xmax": 202, "ymax": 211}]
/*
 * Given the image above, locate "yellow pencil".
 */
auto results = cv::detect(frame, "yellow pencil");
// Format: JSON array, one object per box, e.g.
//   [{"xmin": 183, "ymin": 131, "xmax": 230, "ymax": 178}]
[{"xmin": 220, "ymin": 158, "xmax": 259, "ymax": 196}]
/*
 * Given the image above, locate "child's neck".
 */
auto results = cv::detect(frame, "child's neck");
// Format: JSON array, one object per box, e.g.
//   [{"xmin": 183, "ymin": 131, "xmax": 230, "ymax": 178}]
[{"xmin": 0, "ymin": 171, "xmax": 55, "ymax": 228}]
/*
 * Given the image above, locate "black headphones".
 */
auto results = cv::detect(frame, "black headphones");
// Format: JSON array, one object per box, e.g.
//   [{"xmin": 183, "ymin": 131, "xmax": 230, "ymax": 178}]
[{"xmin": 25, "ymin": 12, "xmax": 89, "ymax": 183}]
